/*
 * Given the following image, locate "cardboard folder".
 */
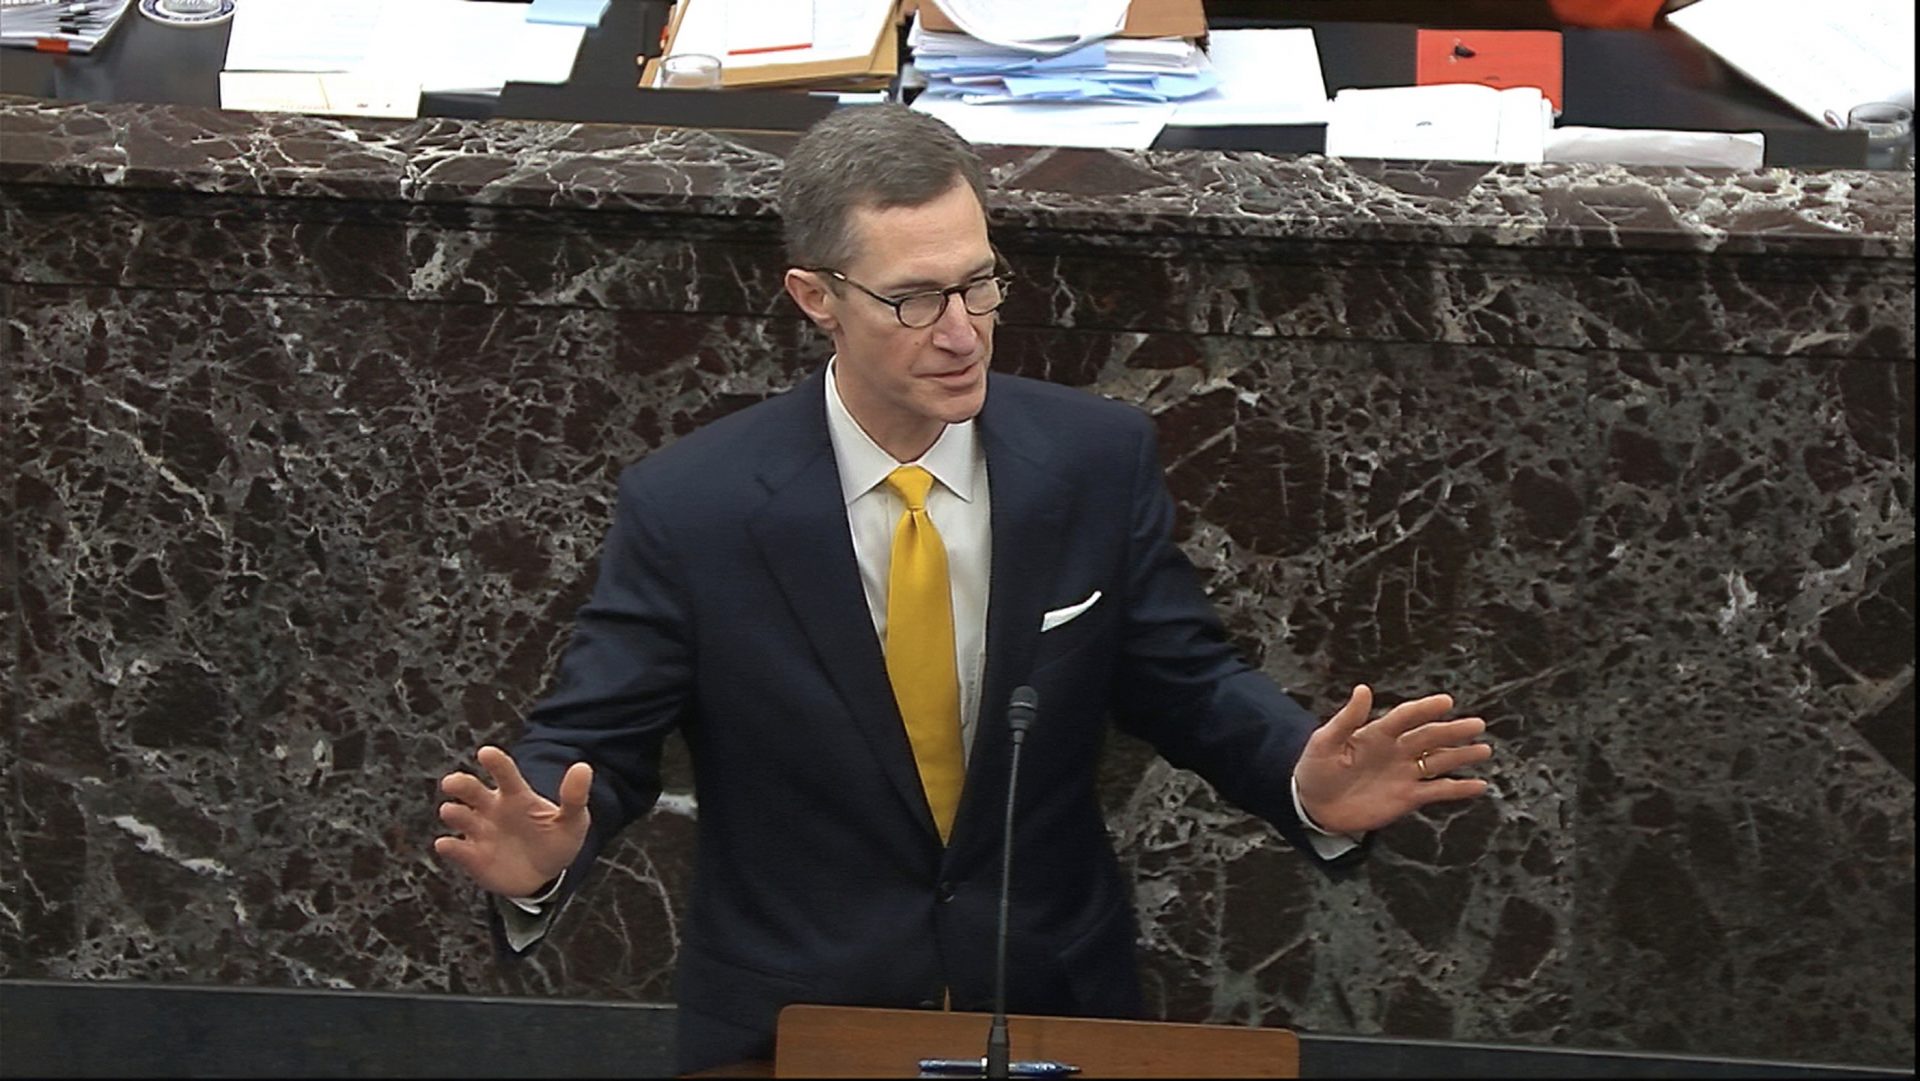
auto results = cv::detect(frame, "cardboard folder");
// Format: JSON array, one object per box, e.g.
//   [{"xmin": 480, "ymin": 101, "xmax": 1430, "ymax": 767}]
[
  {"xmin": 1415, "ymin": 29, "xmax": 1564, "ymax": 112},
  {"xmin": 643, "ymin": 0, "xmax": 901, "ymax": 90}
]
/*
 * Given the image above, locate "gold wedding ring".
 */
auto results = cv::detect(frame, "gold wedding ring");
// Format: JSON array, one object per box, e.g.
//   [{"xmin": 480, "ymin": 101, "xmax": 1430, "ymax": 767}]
[{"xmin": 1417, "ymin": 751, "xmax": 1433, "ymax": 779}]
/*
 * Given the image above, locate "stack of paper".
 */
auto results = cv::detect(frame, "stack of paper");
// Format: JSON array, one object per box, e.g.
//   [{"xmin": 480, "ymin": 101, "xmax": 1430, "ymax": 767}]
[
  {"xmin": 1324, "ymin": 84, "xmax": 1554, "ymax": 164},
  {"xmin": 908, "ymin": 1, "xmax": 1222, "ymax": 149},
  {"xmin": 923, "ymin": 0, "xmax": 1132, "ymax": 55},
  {"xmin": 912, "ymin": 30, "xmax": 1217, "ymax": 105},
  {"xmin": 1164, "ymin": 28, "xmax": 1330, "ymax": 127},
  {"xmin": 220, "ymin": 0, "xmax": 588, "ymax": 118},
  {"xmin": 1, "ymin": 0, "xmax": 132, "ymax": 54}
]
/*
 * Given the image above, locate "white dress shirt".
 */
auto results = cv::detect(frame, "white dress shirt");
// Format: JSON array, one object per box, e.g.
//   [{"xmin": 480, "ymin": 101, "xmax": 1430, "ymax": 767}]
[
  {"xmin": 822, "ymin": 363, "xmax": 1350, "ymax": 857},
  {"xmin": 824, "ymin": 360, "xmax": 992, "ymax": 764}
]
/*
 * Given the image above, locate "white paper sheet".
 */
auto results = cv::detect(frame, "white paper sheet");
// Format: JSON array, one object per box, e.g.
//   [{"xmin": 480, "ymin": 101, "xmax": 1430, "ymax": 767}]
[
  {"xmin": 1544, "ymin": 126, "xmax": 1765, "ymax": 168},
  {"xmin": 666, "ymin": 0, "xmax": 891, "ymax": 77},
  {"xmin": 927, "ymin": 0, "xmax": 1130, "ymax": 55},
  {"xmin": 357, "ymin": 0, "xmax": 584, "ymax": 93},
  {"xmin": 726, "ymin": 0, "xmax": 814, "ymax": 55},
  {"xmin": 1325, "ymin": 84, "xmax": 1549, "ymax": 163},
  {"xmin": 219, "ymin": 71, "xmax": 422, "ymax": 119},
  {"xmin": 1668, "ymin": 0, "xmax": 1913, "ymax": 126},
  {"xmin": 1167, "ymin": 29, "xmax": 1329, "ymax": 126},
  {"xmin": 223, "ymin": 0, "xmax": 384, "ymax": 72},
  {"xmin": 1492, "ymin": 88, "xmax": 1552, "ymax": 164},
  {"xmin": 912, "ymin": 94, "xmax": 1175, "ymax": 149},
  {"xmin": 227, "ymin": 0, "xmax": 583, "ymax": 92}
]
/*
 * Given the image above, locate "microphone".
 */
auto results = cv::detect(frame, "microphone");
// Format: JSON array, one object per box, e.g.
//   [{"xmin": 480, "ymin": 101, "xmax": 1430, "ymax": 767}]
[{"xmin": 986, "ymin": 686, "xmax": 1039, "ymax": 1080}]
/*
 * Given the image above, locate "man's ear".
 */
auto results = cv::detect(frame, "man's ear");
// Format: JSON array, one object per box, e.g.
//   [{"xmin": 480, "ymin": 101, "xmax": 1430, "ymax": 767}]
[{"xmin": 784, "ymin": 268, "xmax": 839, "ymax": 333}]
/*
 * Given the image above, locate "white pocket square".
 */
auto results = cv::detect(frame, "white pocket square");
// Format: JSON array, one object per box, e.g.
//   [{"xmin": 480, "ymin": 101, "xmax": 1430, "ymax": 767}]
[{"xmin": 1040, "ymin": 590, "xmax": 1102, "ymax": 632}]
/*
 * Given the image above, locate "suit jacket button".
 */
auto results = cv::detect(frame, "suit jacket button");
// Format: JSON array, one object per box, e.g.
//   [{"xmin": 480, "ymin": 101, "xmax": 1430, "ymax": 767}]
[{"xmin": 937, "ymin": 881, "xmax": 956, "ymax": 903}]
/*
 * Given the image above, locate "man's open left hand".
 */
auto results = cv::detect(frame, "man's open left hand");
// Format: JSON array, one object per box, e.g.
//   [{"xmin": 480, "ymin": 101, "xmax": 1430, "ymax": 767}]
[{"xmin": 1293, "ymin": 684, "xmax": 1492, "ymax": 836}]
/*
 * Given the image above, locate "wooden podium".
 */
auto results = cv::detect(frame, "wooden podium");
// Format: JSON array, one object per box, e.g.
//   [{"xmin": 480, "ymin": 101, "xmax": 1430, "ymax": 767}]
[{"xmin": 767, "ymin": 1004, "xmax": 1300, "ymax": 1078}]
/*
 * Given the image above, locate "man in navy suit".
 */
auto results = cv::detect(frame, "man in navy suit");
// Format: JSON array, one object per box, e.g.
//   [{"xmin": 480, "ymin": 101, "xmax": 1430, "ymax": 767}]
[{"xmin": 435, "ymin": 105, "xmax": 1491, "ymax": 1074}]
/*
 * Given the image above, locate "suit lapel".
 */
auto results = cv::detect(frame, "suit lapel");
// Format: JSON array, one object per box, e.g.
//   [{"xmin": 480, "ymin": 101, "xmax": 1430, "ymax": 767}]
[
  {"xmin": 953, "ymin": 380, "xmax": 1071, "ymax": 851},
  {"xmin": 747, "ymin": 372, "xmax": 941, "ymax": 842}
]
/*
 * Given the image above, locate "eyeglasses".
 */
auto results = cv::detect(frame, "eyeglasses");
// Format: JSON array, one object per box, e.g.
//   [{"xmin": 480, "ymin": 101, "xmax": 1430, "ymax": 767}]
[{"xmin": 805, "ymin": 265, "xmax": 1014, "ymax": 329}]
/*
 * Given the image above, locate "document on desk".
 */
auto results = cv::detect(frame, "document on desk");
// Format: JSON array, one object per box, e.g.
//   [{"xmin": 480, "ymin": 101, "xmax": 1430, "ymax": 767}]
[
  {"xmin": 727, "ymin": 0, "xmax": 813, "ymax": 55},
  {"xmin": 527, "ymin": 0, "xmax": 611, "ymax": 27},
  {"xmin": 1166, "ymin": 29, "xmax": 1329, "ymax": 126},
  {"xmin": 911, "ymin": 96, "xmax": 1176, "ymax": 149},
  {"xmin": 926, "ymin": 0, "xmax": 1132, "ymax": 55},
  {"xmin": 219, "ymin": 72, "xmax": 423, "ymax": 119},
  {"xmin": 1324, "ymin": 84, "xmax": 1551, "ymax": 164},
  {"xmin": 669, "ymin": 0, "xmax": 893, "ymax": 73},
  {"xmin": 357, "ymin": 1, "xmax": 585, "ymax": 92},
  {"xmin": 227, "ymin": 0, "xmax": 584, "ymax": 92},
  {"xmin": 1544, "ymin": 127, "xmax": 1764, "ymax": 168},
  {"xmin": 224, "ymin": 0, "xmax": 384, "ymax": 72},
  {"xmin": 913, "ymin": 35, "xmax": 1219, "ymax": 105},
  {"xmin": 0, "ymin": 0, "xmax": 133, "ymax": 54},
  {"xmin": 1667, "ymin": 0, "xmax": 1913, "ymax": 126}
]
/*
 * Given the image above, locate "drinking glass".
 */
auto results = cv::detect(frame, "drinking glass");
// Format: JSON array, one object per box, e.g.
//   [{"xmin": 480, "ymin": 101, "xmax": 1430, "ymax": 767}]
[
  {"xmin": 661, "ymin": 53, "xmax": 723, "ymax": 90},
  {"xmin": 1846, "ymin": 102, "xmax": 1914, "ymax": 170}
]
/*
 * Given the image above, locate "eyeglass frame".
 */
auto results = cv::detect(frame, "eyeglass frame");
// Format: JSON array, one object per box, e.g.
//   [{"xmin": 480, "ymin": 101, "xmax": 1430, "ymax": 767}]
[{"xmin": 800, "ymin": 258, "xmax": 1015, "ymax": 329}]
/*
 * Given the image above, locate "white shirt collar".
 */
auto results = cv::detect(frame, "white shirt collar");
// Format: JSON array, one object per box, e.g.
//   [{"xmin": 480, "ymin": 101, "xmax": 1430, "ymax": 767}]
[{"xmin": 825, "ymin": 359, "xmax": 979, "ymax": 507}]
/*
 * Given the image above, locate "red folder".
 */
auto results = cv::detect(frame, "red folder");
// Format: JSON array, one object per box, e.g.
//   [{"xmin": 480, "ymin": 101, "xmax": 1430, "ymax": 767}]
[{"xmin": 1416, "ymin": 29, "xmax": 1564, "ymax": 112}]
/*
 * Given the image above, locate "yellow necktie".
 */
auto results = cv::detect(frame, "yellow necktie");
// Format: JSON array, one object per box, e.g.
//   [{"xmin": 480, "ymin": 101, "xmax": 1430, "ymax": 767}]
[{"xmin": 883, "ymin": 465, "xmax": 965, "ymax": 843}]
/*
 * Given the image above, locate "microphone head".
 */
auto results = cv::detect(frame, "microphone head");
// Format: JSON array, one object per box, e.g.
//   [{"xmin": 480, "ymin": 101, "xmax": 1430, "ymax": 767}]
[{"xmin": 1007, "ymin": 686, "xmax": 1038, "ymax": 735}]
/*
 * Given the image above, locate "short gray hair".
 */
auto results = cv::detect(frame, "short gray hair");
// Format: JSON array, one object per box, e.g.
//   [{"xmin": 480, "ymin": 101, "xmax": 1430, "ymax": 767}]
[{"xmin": 778, "ymin": 105, "xmax": 989, "ymax": 269}]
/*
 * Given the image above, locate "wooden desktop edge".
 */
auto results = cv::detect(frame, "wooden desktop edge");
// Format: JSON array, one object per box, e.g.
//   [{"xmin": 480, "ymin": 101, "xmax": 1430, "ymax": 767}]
[{"xmin": 685, "ymin": 1003, "xmax": 1301, "ymax": 1078}]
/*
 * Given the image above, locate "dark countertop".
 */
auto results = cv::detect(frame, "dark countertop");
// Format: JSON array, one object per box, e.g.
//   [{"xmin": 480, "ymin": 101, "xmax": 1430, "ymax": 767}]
[{"xmin": 2, "ymin": 96, "xmax": 1910, "ymax": 260}]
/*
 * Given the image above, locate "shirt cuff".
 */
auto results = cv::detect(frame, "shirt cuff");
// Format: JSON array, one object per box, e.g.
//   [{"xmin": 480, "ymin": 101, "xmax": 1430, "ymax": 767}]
[
  {"xmin": 506, "ymin": 870, "xmax": 567, "ymax": 914},
  {"xmin": 497, "ymin": 872, "xmax": 568, "ymax": 951},
  {"xmin": 1291, "ymin": 774, "xmax": 1364, "ymax": 860}
]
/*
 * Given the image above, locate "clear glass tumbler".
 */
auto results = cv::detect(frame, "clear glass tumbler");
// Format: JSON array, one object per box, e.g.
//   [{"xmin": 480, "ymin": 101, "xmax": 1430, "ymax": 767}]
[
  {"xmin": 660, "ymin": 53, "xmax": 723, "ymax": 90},
  {"xmin": 1846, "ymin": 102, "xmax": 1914, "ymax": 170}
]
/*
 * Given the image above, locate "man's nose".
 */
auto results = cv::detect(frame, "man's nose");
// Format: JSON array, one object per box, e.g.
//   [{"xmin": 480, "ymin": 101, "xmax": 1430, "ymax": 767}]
[{"xmin": 930, "ymin": 293, "xmax": 980, "ymax": 350}]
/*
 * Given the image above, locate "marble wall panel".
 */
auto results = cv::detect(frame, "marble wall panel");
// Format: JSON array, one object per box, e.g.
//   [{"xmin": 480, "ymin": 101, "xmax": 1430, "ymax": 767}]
[
  {"xmin": 1, "ymin": 284, "xmax": 22, "ymax": 978},
  {"xmin": 2, "ymin": 285, "xmax": 814, "ymax": 998},
  {"xmin": 7, "ymin": 283, "xmax": 1915, "ymax": 1069},
  {"xmin": 0, "ymin": 190, "xmax": 791, "ymax": 318},
  {"xmin": 9, "ymin": 175, "xmax": 1915, "ymax": 363},
  {"xmin": 1570, "ymin": 353, "xmax": 1914, "ymax": 1062},
  {"xmin": 1003, "ymin": 241, "xmax": 1913, "ymax": 357},
  {"xmin": 1054, "ymin": 336, "xmax": 1597, "ymax": 1049},
  {"xmin": 3, "ymin": 100, "xmax": 1913, "ymax": 1071}
]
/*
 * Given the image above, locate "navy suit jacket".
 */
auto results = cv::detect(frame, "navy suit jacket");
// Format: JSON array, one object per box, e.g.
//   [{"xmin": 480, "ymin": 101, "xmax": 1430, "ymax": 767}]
[{"xmin": 509, "ymin": 369, "xmax": 1330, "ymax": 1072}]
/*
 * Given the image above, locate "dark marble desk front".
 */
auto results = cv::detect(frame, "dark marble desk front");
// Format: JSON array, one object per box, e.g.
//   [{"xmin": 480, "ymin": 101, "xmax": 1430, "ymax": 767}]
[{"xmin": 0, "ymin": 97, "xmax": 1912, "ymax": 1072}]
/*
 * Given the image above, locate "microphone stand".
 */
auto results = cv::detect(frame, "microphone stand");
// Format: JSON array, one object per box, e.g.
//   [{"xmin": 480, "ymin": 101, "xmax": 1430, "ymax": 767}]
[{"xmin": 986, "ymin": 687, "xmax": 1038, "ymax": 1080}]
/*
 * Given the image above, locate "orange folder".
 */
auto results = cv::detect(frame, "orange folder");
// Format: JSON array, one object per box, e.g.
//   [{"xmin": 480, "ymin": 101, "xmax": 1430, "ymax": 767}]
[{"xmin": 1415, "ymin": 29, "xmax": 1564, "ymax": 112}]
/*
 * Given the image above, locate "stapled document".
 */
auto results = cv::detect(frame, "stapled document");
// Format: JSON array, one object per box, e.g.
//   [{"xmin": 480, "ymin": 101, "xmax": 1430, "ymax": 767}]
[{"xmin": 1325, "ymin": 84, "xmax": 1552, "ymax": 164}]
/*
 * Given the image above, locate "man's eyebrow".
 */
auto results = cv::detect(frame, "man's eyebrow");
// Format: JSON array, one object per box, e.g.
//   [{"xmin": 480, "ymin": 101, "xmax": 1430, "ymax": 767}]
[{"xmin": 880, "ymin": 259, "xmax": 998, "ymax": 293}]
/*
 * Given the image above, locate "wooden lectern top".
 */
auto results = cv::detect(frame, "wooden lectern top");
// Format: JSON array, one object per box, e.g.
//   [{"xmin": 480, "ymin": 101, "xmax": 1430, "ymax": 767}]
[{"xmin": 769, "ymin": 1004, "xmax": 1300, "ymax": 1078}]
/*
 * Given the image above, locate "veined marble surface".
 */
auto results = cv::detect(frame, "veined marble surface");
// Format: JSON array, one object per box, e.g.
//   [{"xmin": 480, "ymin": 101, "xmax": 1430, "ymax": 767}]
[
  {"xmin": 2, "ymin": 97, "xmax": 1911, "ymax": 255},
  {"xmin": 2, "ymin": 97, "xmax": 1912, "ymax": 1069}
]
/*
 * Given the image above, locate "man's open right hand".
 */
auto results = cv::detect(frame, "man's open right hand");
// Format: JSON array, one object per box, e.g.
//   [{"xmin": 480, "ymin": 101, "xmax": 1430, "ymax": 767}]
[{"xmin": 434, "ymin": 746, "xmax": 592, "ymax": 898}]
